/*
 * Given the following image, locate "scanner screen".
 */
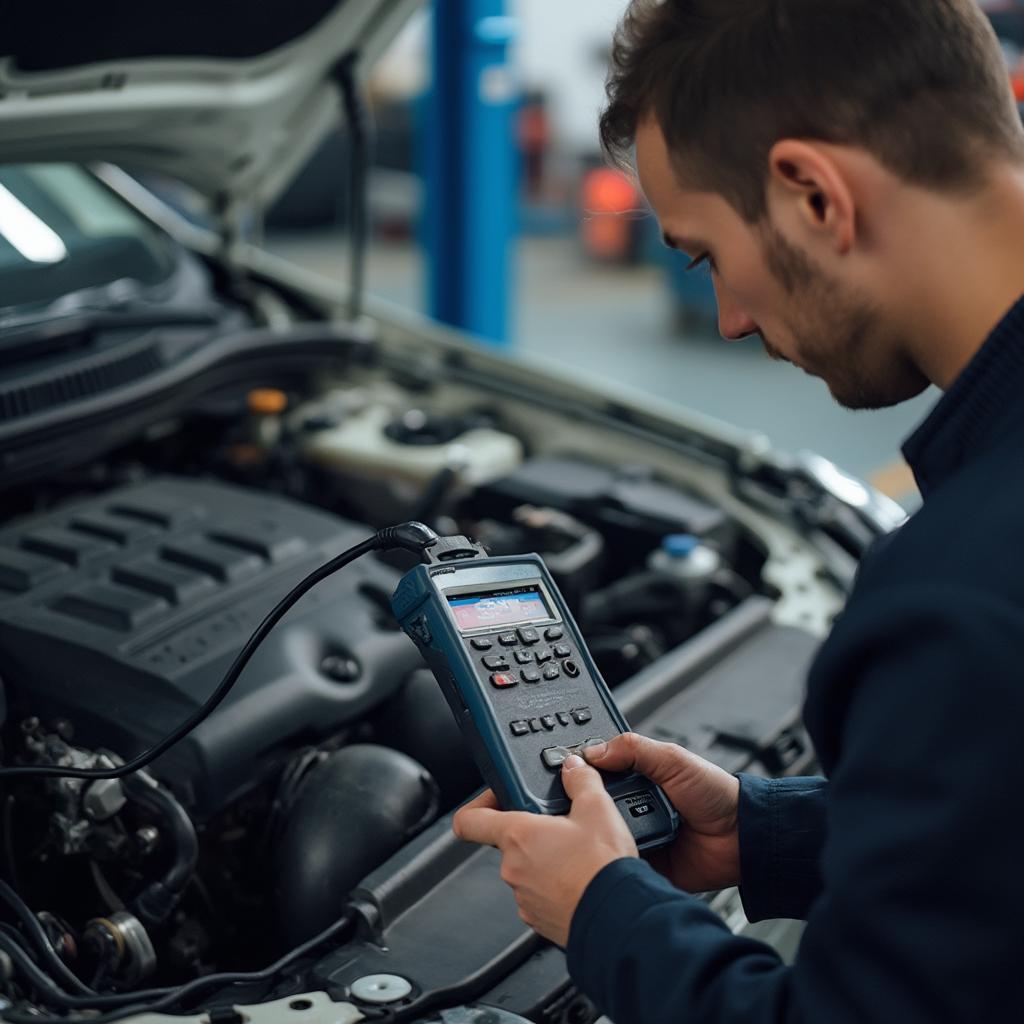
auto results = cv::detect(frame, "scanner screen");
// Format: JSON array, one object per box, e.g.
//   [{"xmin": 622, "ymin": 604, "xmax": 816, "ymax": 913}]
[{"xmin": 449, "ymin": 586, "xmax": 551, "ymax": 631}]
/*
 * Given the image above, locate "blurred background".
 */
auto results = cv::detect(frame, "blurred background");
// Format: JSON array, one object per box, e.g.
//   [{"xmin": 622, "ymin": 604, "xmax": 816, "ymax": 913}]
[{"xmin": 236, "ymin": 0, "xmax": 1024, "ymax": 512}]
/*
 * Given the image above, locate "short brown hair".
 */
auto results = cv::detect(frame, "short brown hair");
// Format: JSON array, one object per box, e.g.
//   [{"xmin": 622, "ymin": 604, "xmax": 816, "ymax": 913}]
[{"xmin": 600, "ymin": 0, "xmax": 1024, "ymax": 220}]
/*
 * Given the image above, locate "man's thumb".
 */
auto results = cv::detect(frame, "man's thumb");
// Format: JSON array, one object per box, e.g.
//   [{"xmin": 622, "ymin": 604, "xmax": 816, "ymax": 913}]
[
  {"xmin": 561, "ymin": 754, "xmax": 606, "ymax": 803},
  {"xmin": 584, "ymin": 732, "xmax": 676, "ymax": 784}
]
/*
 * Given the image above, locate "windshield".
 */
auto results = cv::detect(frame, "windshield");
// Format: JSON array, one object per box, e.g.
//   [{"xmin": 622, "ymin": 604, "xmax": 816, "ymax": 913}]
[{"xmin": 0, "ymin": 164, "xmax": 177, "ymax": 315}]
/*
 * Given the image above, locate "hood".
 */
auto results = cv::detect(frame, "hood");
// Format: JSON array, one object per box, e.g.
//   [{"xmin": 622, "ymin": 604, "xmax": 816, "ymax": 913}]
[{"xmin": 0, "ymin": 0, "xmax": 422, "ymax": 206}]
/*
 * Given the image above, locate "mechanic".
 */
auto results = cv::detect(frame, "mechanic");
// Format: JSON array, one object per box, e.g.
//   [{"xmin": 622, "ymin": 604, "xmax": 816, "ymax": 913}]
[{"xmin": 453, "ymin": 1, "xmax": 1024, "ymax": 1020}]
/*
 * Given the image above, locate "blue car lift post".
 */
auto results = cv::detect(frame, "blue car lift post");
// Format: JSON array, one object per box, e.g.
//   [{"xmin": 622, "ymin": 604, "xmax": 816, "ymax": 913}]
[{"xmin": 424, "ymin": 0, "xmax": 518, "ymax": 347}]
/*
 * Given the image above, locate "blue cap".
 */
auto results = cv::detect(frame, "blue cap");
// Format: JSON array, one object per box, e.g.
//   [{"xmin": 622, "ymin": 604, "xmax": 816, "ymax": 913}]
[{"xmin": 661, "ymin": 534, "xmax": 699, "ymax": 558}]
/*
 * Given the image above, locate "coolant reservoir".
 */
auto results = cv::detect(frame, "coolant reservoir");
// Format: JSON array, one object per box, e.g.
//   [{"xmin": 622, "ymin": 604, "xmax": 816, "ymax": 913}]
[
  {"xmin": 302, "ymin": 404, "xmax": 524, "ymax": 486},
  {"xmin": 647, "ymin": 533, "xmax": 721, "ymax": 585}
]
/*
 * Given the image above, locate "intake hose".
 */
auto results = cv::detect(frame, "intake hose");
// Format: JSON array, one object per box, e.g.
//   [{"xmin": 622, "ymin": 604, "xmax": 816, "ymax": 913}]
[
  {"xmin": 277, "ymin": 745, "xmax": 440, "ymax": 946},
  {"xmin": 122, "ymin": 773, "xmax": 199, "ymax": 926}
]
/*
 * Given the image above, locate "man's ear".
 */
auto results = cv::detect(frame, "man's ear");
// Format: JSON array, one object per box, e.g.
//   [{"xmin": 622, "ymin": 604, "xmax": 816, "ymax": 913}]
[{"xmin": 767, "ymin": 140, "xmax": 856, "ymax": 255}]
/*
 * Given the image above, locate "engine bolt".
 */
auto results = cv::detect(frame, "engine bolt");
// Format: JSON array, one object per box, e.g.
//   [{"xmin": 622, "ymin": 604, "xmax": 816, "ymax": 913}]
[
  {"xmin": 320, "ymin": 654, "xmax": 361, "ymax": 683},
  {"xmin": 135, "ymin": 827, "xmax": 160, "ymax": 855},
  {"xmin": 350, "ymin": 974, "xmax": 412, "ymax": 1004}
]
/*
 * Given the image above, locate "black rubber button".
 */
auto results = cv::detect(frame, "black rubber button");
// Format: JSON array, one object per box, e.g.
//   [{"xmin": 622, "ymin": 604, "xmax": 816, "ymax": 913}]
[
  {"xmin": 471, "ymin": 637, "xmax": 494, "ymax": 651},
  {"xmin": 522, "ymin": 668, "xmax": 542, "ymax": 684},
  {"xmin": 528, "ymin": 718, "xmax": 542, "ymax": 732},
  {"xmin": 483, "ymin": 655, "xmax": 510, "ymax": 670},
  {"xmin": 510, "ymin": 721, "xmax": 530, "ymax": 736},
  {"xmin": 517, "ymin": 627, "xmax": 540, "ymax": 645},
  {"xmin": 542, "ymin": 746, "xmax": 570, "ymax": 769},
  {"xmin": 563, "ymin": 660, "xmax": 581, "ymax": 678},
  {"xmin": 571, "ymin": 707, "xmax": 592, "ymax": 724},
  {"xmin": 556, "ymin": 712, "xmax": 572, "ymax": 726},
  {"xmin": 490, "ymin": 673, "xmax": 518, "ymax": 689},
  {"xmin": 544, "ymin": 626, "xmax": 564, "ymax": 641},
  {"xmin": 553, "ymin": 644, "xmax": 572, "ymax": 659},
  {"xmin": 498, "ymin": 632, "xmax": 518, "ymax": 646},
  {"xmin": 514, "ymin": 650, "xmax": 533, "ymax": 664},
  {"xmin": 542, "ymin": 665, "xmax": 560, "ymax": 681},
  {"xmin": 540, "ymin": 715, "xmax": 557, "ymax": 730},
  {"xmin": 534, "ymin": 648, "xmax": 553, "ymax": 664}
]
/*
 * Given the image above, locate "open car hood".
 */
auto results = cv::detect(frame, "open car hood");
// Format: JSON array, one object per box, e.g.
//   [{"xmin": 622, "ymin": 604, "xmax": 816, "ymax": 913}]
[{"xmin": 0, "ymin": 0, "xmax": 421, "ymax": 206}]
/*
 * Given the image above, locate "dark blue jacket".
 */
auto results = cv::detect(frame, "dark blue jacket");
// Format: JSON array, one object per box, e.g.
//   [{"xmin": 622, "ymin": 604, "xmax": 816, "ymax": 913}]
[{"xmin": 565, "ymin": 297, "xmax": 1024, "ymax": 1022}]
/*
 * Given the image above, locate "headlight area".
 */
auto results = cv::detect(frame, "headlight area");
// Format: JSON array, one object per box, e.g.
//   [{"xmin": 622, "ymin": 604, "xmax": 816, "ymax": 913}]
[{"xmin": 0, "ymin": 365, "xmax": 831, "ymax": 1020}]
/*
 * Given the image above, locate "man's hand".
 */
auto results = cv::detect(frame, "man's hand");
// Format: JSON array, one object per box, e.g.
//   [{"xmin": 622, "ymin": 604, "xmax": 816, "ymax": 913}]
[
  {"xmin": 584, "ymin": 733, "xmax": 741, "ymax": 893},
  {"xmin": 452, "ymin": 754, "xmax": 638, "ymax": 947}
]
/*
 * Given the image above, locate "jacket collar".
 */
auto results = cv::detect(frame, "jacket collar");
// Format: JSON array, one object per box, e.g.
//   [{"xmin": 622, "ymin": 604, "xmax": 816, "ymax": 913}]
[{"xmin": 902, "ymin": 294, "xmax": 1024, "ymax": 498}]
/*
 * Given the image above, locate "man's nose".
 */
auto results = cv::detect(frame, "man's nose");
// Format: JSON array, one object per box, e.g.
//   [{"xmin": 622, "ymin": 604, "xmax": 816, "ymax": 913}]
[{"xmin": 714, "ymin": 281, "xmax": 759, "ymax": 341}]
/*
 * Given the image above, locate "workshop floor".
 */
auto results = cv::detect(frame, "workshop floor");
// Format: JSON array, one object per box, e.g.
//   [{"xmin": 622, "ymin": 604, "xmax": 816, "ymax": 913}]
[{"xmin": 266, "ymin": 230, "xmax": 934, "ymax": 510}]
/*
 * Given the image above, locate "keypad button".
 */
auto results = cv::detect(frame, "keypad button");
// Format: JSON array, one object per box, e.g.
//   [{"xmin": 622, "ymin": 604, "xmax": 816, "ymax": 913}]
[
  {"xmin": 471, "ymin": 637, "xmax": 494, "ymax": 651},
  {"xmin": 571, "ymin": 707, "xmax": 592, "ymax": 724},
  {"xmin": 483, "ymin": 655, "xmax": 510, "ymax": 670},
  {"xmin": 542, "ymin": 746, "xmax": 571, "ymax": 769},
  {"xmin": 522, "ymin": 668, "xmax": 542, "ymax": 684},
  {"xmin": 553, "ymin": 644, "xmax": 572, "ymax": 659},
  {"xmin": 498, "ymin": 632, "xmax": 518, "ymax": 647},
  {"xmin": 544, "ymin": 626, "xmax": 564, "ymax": 641},
  {"xmin": 514, "ymin": 650, "xmax": 533, "ymax": 665},
  {"xmin": 528, "ymin": 718, "xmax": 542, "ymax": 732},
  {"xmin": 510, "ymin": 720, "xmax": 530, "ymax": 736},
  {"xmin": 534, "ymin": 648, "xmax": 553, "ymax": 664},
  {"xmin": 556, "ymin": 712, "xmax": 572, "ymax": 726},
  {"xmin": 542, "ymin": 665, "xmax": 560, "ymax": 681},
  {"xmin": 490, "ymin": 673, "xmax": 518, "ymax": 689},
  {"xmin": 517, "ymin": 627, "xmax": 540, "ymax": 645},
  {"xmin": 563, "ymin": 660, "xmax": 581, "ymax": 678},
  {"xmin": 540, "ymin": 715, "xmax": 557, "ymax": 730}
]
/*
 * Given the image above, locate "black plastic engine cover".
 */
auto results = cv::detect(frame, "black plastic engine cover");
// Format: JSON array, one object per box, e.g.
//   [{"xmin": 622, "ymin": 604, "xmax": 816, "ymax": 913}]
[{"xmin": 0, "ymin": 477, "xmax": 421, "ymax": 816}]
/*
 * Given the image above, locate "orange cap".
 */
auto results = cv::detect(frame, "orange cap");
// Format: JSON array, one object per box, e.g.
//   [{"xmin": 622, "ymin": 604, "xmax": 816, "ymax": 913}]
[{"xmin": 247, "ymin": 388, "xmax": 288, "ymax": 415}]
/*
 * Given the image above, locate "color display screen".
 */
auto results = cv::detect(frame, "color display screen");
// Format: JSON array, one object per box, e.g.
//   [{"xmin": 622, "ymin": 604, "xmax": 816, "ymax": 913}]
[{"xmin": 448, "ymin": 587, "xmax": 551, "ymax": 631}]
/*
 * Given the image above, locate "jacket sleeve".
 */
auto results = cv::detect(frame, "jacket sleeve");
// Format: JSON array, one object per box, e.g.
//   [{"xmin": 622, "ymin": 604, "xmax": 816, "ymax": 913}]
[
  {"xmin": 736, "ymin": 774, "xmax": 828, "ymax": 923},
  {"xmin": 565, "ymin": 585, "xmax": 1023, "ymax": 1024}
]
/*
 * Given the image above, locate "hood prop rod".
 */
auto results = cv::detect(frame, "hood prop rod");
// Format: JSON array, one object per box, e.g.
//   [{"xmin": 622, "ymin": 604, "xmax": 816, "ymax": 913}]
[{"xmin": 334, "ymin": 52, "xmax": 370, "ymax": 323}]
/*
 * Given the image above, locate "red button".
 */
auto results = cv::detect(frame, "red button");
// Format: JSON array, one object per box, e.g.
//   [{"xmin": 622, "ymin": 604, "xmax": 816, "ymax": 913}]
[{"xmin": 490, "ymin": 673, "xmax": 518, "ymax": 688}]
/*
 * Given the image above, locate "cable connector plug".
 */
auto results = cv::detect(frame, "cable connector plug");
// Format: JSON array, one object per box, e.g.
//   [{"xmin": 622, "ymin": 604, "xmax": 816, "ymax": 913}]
[
  {"xmin": 419, "ymin": 534, "xmax": 488, "ymax": 565},
  {"xmin": 375, "ymin": 522, "xmax": 440, "ymax": 554}
]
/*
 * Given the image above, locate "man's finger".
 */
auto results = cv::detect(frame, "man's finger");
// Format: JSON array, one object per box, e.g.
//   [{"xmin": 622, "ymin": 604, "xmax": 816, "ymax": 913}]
[
  {"xmin": 460, "ymin": 788, "xmax": 500, "ymax": 812},
  {"xmin": 561, "ymin": 753, "xmax": 610, "ymax": 804},
  {"xmin": 583, "ymin": 732, "xmax": 684, "ymax": 784},
  {"xmin": 452, "ymin": 804, "xmax": 507, "ymax": 847}
]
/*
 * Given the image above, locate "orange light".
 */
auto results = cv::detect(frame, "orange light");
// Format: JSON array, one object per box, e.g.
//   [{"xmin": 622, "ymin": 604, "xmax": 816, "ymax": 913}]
[
  {"xmin": 582, "ymin": 168, "xmax": 640, "ymax": 214},
  {"xmin": 247, "ymin": 388, "xmax": 288, "ymax": 415}
]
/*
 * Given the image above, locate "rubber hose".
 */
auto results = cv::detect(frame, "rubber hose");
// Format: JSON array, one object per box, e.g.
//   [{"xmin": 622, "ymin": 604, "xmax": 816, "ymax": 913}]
[{"xmin": 277, "ymin": 745, "xmax": 439, "ymax": 946}]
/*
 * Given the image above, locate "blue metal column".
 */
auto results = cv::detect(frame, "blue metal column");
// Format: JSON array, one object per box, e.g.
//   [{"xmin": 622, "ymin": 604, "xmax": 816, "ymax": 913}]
[{"xmin": 425, "ymin": 0, "xmax": 518, "ymax": 347}]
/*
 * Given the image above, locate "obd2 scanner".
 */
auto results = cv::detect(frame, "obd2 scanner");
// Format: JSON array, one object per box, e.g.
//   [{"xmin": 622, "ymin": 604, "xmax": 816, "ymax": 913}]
[{"xmin": 391, "ymin": 534, "xmax": 678, "ymax": 850}]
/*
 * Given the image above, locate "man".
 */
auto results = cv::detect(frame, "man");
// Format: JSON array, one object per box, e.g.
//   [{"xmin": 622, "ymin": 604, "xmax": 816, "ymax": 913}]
[{"xmin": 453, "ymin": 1, "xmax": 1024, "ymax": 1020}]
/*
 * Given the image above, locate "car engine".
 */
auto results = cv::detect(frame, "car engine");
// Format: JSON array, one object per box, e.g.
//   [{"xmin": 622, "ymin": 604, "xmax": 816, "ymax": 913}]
[{"xmin": 0, "ymin": 304, "xmax": 856, "ymax": 1018}]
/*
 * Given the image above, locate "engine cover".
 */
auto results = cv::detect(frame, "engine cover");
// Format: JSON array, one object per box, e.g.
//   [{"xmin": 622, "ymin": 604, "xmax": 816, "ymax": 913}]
[{"xmin": 0, "ymin": 478, "xmax": 421, "ymax": 816}]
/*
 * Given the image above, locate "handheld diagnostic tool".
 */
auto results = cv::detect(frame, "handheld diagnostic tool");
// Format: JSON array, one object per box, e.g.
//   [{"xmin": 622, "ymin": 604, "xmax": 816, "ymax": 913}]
[{"xmin": 391, "ymin": 536, "xmax": 678, "ymax": 850}]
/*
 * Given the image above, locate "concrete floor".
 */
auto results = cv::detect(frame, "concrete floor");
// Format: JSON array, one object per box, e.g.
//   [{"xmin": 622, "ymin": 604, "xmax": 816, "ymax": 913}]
[{"xmin": 266, "ymin": 230, "xmax": 935, "ymax": 507}]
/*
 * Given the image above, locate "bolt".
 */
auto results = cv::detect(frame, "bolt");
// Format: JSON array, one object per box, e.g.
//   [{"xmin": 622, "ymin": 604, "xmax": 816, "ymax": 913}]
[
  {"xmin": 135, "ymin": 827, "xmax": 160, "ymax": 855},
  {"xmin": 350, "ymin": 974, "xmax": 412, "ymax": 1005},
  {"xmin": 320, "ymin": 654, "xmax": 361, "ymax": 683}
]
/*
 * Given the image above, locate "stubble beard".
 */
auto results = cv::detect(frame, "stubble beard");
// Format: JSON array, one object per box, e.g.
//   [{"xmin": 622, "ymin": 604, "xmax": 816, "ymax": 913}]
[{"xmin": 756, "ymin": 225, "xmax": 927, "ymax": 410}]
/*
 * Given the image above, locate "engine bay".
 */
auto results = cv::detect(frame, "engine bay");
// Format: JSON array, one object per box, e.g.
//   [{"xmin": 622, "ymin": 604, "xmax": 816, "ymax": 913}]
[{"xmin": 0, "ymin": 328, "xmax": 846, "ymax": 1020}]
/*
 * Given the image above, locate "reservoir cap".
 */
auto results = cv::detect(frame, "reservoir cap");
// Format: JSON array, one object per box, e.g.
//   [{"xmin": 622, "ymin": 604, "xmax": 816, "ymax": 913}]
[{"xmin": 661, "ymin": 534, "xmax": 699, "ymax": 559}]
